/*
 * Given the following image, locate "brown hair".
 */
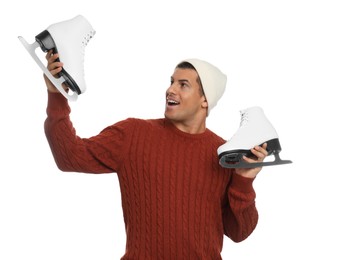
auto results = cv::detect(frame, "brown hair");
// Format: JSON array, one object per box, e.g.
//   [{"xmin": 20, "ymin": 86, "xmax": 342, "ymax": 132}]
[{"xmin": 176, "ymin": 61, "xmax": 205, "ymax": 97}]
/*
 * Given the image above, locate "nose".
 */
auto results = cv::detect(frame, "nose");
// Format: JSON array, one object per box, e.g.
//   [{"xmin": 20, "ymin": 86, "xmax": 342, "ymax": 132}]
[{"xmin": 166, "ymin": 82, "xmax": 176, "ymax": 96}]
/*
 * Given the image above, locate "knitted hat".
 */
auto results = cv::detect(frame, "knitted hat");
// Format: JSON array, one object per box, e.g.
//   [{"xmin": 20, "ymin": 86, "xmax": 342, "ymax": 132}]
[{"xmin": 183, "ymin": 59, "xmax": 227, "ymax": 116}]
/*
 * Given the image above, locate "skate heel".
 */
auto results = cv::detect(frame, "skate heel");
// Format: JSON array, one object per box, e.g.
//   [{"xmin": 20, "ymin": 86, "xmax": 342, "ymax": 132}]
[
  {"xmin": 35, "ymin": 30, "xmax": 57, "ymax": 53},
  {"xmin": 265, "ymin": 138, "xmax": 282, "ymax": 155},
  {"xmin": 35, "ymin": 30, "xmax": 81, "ymax": 95}
]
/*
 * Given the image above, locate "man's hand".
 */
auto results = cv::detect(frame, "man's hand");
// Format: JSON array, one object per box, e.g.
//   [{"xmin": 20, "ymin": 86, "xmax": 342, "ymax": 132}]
[
  {"xmin": 43, "ymin": 50, "xmax": 68, "ymax": 93},
  {"xmin": 235, "ymin": 143, "xmax": 268, "ymax": 178}
]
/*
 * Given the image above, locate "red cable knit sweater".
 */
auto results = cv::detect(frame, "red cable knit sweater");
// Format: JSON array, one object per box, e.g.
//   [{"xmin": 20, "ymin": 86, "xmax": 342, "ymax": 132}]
[{"xmin": 44, "ymin": 92, "xmax": 258, "ymax": 259}]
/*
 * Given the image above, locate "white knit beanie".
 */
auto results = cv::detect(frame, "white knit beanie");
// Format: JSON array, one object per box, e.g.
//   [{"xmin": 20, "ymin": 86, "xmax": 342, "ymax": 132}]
[{"xmin": 183, "ymin": 59, "xmax": 227, "ymax": 116}]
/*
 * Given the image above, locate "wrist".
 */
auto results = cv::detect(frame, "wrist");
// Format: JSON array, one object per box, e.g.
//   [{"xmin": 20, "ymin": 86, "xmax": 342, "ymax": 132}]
[
  {"xmin": 235, "ymin": 168, "xmax": 259, "ymax": 179},
  {"xmin": 230, "ymin": 173, "xmax": 256, "ymax": 193}
]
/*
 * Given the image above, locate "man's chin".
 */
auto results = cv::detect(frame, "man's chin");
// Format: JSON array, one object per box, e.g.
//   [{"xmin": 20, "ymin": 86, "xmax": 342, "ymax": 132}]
[
  {"xmin": 164, "ymin": 112, "xmax": 173, "ymax": 120},
  {"xmin": 164, "ymin": 111, "xmax": 180, "ymax": 122}
]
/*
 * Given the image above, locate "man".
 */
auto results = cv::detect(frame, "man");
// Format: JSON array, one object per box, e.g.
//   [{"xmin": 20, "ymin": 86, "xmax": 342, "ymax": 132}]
[{"xmin": 44, "ymin": 50, "xmax": 268, "ymax": 259}]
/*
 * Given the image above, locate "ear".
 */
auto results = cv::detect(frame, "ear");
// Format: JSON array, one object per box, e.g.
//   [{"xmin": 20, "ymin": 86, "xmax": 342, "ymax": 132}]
[{"xmin": 201, "ymin": 98, "xmax": 208, "ymax": 109}]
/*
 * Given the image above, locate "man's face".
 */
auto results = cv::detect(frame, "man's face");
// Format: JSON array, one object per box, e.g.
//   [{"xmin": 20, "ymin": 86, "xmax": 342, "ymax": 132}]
[{"xmin": 165, "ymin": 68, "xmax": 207, "ymax": 124}]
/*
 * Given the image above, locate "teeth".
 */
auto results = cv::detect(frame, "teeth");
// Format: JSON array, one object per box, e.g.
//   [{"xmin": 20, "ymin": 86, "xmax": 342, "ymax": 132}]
[{"xmin": 167, "ymin": 99, "xmax": 179, "ymax": 105}]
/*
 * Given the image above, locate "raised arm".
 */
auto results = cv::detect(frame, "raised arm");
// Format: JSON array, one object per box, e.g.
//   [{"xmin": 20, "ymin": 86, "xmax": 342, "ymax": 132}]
[{"xmin": 43, "ymin": 50, "xmax": 128, "ymax": 174}]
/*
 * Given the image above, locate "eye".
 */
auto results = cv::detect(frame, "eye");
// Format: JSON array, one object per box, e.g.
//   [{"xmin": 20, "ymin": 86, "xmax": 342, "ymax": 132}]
[
  {"xmin": 180, "ymin": 82, "xmax": 189, "ymax": 88},
  {"xmin": 170, "ymin": 76, "xmax": 175, "ymax": 85}
]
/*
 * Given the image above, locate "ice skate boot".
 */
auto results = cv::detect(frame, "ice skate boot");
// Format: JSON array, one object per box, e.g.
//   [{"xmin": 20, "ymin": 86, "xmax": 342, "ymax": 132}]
[
  {"xmin": 217, "ymin": 106, "xmax": 292, "ymax": 168},
  {"xmin": 18, "ymin": 15, "xmax": 95, "ymax": 101}
]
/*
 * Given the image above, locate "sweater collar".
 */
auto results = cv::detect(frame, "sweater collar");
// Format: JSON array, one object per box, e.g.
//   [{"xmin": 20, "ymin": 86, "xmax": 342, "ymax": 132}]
[{"xmin": 163, "ymin": 118, "xmax": 213, "ymax": 140}]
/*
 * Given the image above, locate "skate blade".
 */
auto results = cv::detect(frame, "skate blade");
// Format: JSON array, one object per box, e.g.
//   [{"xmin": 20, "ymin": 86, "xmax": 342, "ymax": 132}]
[
  {"xmin": 18, "ymin": 36, "xmax": 78, "ymax": 101},
  {"xmin": 219, "ymin": 153, "xmax": 292, "ymax": 169}
]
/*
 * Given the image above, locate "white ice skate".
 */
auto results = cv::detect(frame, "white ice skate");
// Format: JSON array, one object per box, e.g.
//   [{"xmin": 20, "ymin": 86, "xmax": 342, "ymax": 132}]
[
  {"xmin": 217, "ymin": 106, "xmax": 292, "ymax": 168},
  {"xmin": 18, "ymin": 15, "xmax": 95, "ymax": 101}
]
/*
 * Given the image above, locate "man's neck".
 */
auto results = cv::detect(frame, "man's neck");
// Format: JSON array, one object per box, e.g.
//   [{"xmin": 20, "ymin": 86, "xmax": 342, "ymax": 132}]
[{"xmin": 170, "ymin": 119, "xmax": 206, "ymax": 134}]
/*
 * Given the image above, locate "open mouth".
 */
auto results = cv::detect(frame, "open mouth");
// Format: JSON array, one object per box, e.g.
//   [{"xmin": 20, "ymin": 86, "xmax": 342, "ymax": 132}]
[{"xmin": 167, "ymin": 98, "xmax": 180, "ymax": 106}]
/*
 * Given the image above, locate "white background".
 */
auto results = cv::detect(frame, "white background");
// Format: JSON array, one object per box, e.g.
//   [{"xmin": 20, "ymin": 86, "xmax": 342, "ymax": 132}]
[{"xmin": 1, "ymin": 0, "xmax": 360, "ymax": 259}]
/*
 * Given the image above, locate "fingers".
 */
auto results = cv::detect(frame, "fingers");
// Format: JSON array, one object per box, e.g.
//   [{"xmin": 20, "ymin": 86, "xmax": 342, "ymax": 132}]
[
  {"xmin": 45, "ymin": 50, "xmax": 63, "ymax": 76},
  {"xmin": 243, "ymin": 143, "xmax": 268, "ymax": 162},
  {"xmin": 43, "ymin": 50, "xmax": 65, "ymax": 93},
  {"xmin": 241, "ymin": 155, "xmax": 258, "ymax": 164},
  {"xmin": 45, "ymin": 49, "xmax": 59, "ymax": 63},
  {"xmin": 45, "ymin": 49, "xmax": 53, "ymax": 60},
  {"xmin": 49, "ymin": 64, "xmax": 63, "ymax": 76},
  {"xmin": 253, "ymin": 143, "xmax": 268, "ymax": 160}
]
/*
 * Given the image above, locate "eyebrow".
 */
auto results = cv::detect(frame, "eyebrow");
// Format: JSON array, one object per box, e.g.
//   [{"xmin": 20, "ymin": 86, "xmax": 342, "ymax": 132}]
[
  {"xmin": 179, "ymin": 79, "xmax": 190, "ymax": 84},
  {"xmin": 171, "ymin": 77, "xmax": 190, "ymax": 84}
]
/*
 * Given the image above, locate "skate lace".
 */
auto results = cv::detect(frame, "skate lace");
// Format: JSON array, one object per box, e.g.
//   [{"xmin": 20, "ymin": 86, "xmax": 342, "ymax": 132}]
[
  {"xmin": 81, "ymin": 30, "xmax": 95, "ymax": 48},
  {"xmin": 80, "ymin": 30, "xmax": 96, "ymax": 75},
  {"xmin": 239, "ymin": 110, "xmax": 249, "ymax": 126}
]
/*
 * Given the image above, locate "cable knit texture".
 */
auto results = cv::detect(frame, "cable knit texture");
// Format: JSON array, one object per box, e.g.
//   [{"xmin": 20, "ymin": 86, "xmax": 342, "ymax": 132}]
[{"xmin": 44, "ymin": 92, "xmax": 259, "ymax": 260}]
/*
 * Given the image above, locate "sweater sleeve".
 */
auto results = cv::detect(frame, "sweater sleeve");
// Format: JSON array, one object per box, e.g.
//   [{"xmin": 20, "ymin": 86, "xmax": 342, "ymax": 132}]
[
  {"xmin": 222, "ymin": 173, "xmax": 259, "ymax": 242},
  {"xmin": 44, "ymin": 91, "xmax": 130, "ymax": 173}
]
